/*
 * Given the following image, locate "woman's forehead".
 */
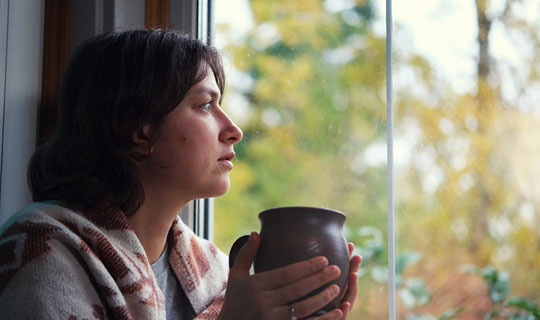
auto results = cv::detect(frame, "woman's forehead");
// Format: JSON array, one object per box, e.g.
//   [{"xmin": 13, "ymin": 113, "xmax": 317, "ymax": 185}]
[{"xmin": 186, "ymin": 72, "xmax": 220, "ymax": 99}]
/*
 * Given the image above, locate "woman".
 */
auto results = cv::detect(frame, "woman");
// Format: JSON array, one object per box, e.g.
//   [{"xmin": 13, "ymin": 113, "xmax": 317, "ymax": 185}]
[{"xmin": 0, "ymin": 30, "xmax": 361, "ymax": 319}]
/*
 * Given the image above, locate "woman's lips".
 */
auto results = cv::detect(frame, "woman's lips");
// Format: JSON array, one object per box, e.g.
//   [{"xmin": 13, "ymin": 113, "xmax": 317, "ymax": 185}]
[{"xmin": 218, "ymin": 152, "xmax": 235, "ymax": 169}]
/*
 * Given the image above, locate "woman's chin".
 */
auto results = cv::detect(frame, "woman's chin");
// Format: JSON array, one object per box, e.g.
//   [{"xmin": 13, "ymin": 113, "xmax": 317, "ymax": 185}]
[{"xmin": 200, "ymin": 180, "xmax": 231, "ymax": 198}]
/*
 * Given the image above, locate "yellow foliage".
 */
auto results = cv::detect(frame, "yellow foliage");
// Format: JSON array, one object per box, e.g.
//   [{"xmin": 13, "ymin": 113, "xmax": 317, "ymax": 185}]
[
  {"xmin": 230, "ymin": 46, "xmax": 254, "ymax": 71},
  {"xmin": 228, "ymin": 162, "xmax": 256, "ymax": 193}
]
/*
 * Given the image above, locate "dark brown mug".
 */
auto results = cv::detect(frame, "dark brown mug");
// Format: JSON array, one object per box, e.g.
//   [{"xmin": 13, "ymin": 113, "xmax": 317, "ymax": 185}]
[{"xmin": 229, "ymin": 206, "xmax": 350, "ymax": 317}]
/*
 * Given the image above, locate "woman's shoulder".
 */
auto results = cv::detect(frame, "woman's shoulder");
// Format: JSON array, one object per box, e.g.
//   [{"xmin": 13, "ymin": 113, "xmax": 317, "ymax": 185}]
[
  {"xmin": 0, "ymin": 201, "xmax": 77, "ymax": 237},
  {"xmin": 0, "ymin": 201, "xmax": 158, "ymax": 318},
  {"xmin": 3, "ymin": 200, "xmax": 75, "ymax": 223},
  {"xmin": 0, "ymin": 233, "xmax": 107, "ymax": 319},
  {"xmin": 0, "ymin": 202, "xmax": 108, "ymax": 317},
  {"xmin": 0, "ymin": 201, "xmax": 143, "ymax": 280},
  {"xmin": 0, "ymin": 201, "xmax": 92, "ymax": 274}
]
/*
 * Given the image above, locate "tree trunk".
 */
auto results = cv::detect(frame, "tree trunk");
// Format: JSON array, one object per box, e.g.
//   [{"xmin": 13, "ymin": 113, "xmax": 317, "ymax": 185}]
[{"xmin": 469, "ymin": 0, "xmax": 494, "ymax": 255}]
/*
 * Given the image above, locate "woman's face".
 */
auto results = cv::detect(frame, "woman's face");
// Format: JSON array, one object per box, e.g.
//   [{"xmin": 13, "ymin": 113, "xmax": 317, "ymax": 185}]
[{"xmin": 142, "ymin": 67, "xmax": 243, "ymax": 201}]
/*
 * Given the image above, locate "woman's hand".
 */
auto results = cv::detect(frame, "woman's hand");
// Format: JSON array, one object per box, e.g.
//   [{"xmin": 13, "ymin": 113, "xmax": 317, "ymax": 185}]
[
  {"xmin": 335, "ymin": 243, "xmax": 362, "ymax": 319},
  {"xmin": 219, "ymin": 232, "xmax": 345, "ymax": 320}
]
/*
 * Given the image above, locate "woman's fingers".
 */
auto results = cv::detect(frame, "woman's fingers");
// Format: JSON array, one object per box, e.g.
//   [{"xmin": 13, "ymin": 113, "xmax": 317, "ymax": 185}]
[
  {"xmin": 229, "ymin": 232, "xmax": 259, "ymax": 277},
  {"xmin": 286, "ymin": 284, "xmax": 341, "ymax": 319},
  {"xmin": 350, "ymin": 254, "xmax": 362, "ymax": 272},
  {"xmin": 273, "ymin": 265, "xmax": 341, "ymax": 305},
  {"xmin": 340, "ymin": 254, "xmax": 362, "ymax": 311},
  {"xmin": 335, "ymin": 244, "xmax": 362, "ymax": 319},
  {"xmin": 340, "ymin": 270, "xmax": 359, "ymax": 306},
  {"xmin": 226, "ymin": 237, "xmax": 361, "ymax": 320},
  {"xmin": 253, "ymin": 256, "xmax": 330, "ymax": 290},
  {"xmin": 339, "ymin": 301, "xmax": 352, "ymax": 318}
]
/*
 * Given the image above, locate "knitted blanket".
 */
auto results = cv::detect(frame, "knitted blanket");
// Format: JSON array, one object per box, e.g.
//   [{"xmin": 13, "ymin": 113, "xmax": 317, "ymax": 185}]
[{"xmin": 0, "ymin": 202, "xmax": 228, "ymax": 319}]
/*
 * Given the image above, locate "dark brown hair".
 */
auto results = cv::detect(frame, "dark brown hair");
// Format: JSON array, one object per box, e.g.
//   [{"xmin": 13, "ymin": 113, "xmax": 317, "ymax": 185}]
[{"xmin": 28, "ymin": 30, "xmax": 225, "ymax": 215}]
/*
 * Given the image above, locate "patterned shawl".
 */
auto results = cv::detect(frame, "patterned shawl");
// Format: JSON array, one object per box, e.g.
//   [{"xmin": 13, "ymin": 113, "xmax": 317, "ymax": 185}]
[{"xmin": 0, "ymin": 202, "xmax": 228, "ymax": 319}]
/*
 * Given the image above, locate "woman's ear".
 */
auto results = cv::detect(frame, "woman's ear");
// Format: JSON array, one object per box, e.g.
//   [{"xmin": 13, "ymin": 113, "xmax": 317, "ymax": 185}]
[{"xmin": 132, "ymin": 124, "xmax": 153, "ymax": 156}]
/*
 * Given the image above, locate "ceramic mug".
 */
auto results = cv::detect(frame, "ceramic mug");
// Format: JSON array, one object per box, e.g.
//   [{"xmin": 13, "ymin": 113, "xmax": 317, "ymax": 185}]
[{"xmin": 229, "ymin": 206, "xmax": 350, "ymax": 316}]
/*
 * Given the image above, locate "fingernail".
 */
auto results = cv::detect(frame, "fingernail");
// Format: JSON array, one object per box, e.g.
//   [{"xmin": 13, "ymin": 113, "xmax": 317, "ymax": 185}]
[
  {"xmin": 325, "ymin": 266, "xmax": 340, "ymax": 276},
  {"xmin": 330, "ymin": 285, "xmax": 339, "ymax": 296},
  {"xmin": 313, "ymin": 256, "xmax": 328, "ymax": 268},
  {"xmin": 245, "ymin": 232, "xmax": 255, "ymax": 247}
]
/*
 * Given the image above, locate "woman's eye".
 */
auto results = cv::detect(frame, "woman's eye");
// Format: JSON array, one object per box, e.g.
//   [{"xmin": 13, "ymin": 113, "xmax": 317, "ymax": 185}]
[{"xmin": 201, "ymin": 102, "xmax": 212, "ymax": 112}]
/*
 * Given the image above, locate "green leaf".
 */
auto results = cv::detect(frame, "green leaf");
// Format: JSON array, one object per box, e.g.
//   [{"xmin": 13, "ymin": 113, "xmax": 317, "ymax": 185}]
[
  {"xmin": 485, "ymin": 310, "xmax": 500, "ymax": 319},
  {"xmin": 480, "ymin": 266, "xmax": 499, "ymax": 286},
  {"xmin": 406, "ymin": 278, "xmax": 432, "ymax": 306},
  {"xmin": 399, "ymin": 278, "xmax": 432, "ymax": 308},
  {"xmin": 352, "ymin": 226, "xmax": 385, "ymax": 265},
  {"xmin": 508, "ymin": 313, "xmax": 537, "ymax": 320},
  {"xmin": 490, "ymin": 280, "xmax": 511, "ymax": 303},
  {"xmin": 505, "ymin": 297, "xmax": 540, "ymax": 318},
  {"xmin": 488, "ymin": 271, "xmax": 511, "ymax": 303},
  {"xmin": 475, "ymin": 266, "xmax": 511, "ymax": 303},
  {"xmin": 396, "ymin": 251, "xmax": 422, "ymax": 276}
]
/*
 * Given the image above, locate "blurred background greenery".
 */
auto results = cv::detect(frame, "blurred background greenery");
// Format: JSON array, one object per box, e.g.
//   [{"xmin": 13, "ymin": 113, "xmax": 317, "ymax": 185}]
[{"xmin": 213, "ymin": 0, "xmax": 540, "ymax": 318}]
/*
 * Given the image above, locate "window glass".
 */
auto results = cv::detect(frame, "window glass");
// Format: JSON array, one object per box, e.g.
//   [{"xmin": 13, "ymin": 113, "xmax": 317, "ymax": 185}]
[
  {"xmin": 214, "ymin": 0, "xmax": 540, "ymax": 318},
  {"xmin": 393, "ymin": 0, "xmax": 540, "ymax": 318},
  {"xmin": 214, "ymin": 0, "xmax": 388, "ymax": 317}
]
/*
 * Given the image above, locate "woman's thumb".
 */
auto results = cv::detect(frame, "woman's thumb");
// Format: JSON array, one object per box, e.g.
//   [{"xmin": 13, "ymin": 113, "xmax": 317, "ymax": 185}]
[{"xmin": 230, "ymin": 232, "xmax": 259, "ymax": 276}]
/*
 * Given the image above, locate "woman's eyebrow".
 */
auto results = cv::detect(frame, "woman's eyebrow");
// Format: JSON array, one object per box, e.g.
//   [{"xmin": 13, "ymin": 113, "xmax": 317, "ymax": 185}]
[{"xmin": 190, "ymin": 86, "xmax": 220, "ymax": 99}]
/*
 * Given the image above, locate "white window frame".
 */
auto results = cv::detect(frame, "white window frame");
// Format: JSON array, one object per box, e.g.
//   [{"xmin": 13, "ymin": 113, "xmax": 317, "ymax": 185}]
[
  {"xmin": 0, "ymin": 0, "xmax": 45, "ymax": 225},
  {"xmin": 0, "ymin": 0, "xmax": 7, "ymax": 222},
  {"xmin": 386, "ymin": 0, "xmax": 396, "ymax": 318}
]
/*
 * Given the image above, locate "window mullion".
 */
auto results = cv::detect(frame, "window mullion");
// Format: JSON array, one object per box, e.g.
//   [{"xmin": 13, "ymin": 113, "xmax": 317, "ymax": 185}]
[{"xmin": 386, "ymin": 0, "xmax": 396, "ymax": 319}]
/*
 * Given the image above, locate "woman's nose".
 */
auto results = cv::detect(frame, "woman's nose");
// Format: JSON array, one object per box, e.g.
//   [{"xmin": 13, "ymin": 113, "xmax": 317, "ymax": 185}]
[{"xmin": 219, "ymin": 111, "xmax": 243, "ymax": 144}]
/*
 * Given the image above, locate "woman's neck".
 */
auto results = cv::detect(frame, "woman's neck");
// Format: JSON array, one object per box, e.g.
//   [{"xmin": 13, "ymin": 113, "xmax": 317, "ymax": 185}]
[{"xmin": 127, "ymin": 193, "xmax": 188, "ymax": 264}]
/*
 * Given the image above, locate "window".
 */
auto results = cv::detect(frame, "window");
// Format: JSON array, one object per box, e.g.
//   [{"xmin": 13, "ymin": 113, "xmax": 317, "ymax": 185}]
[
  {"xmin": 213, "ymin": 0, "xmax": 540, "ymax": 318},
  {"xmin": 1, "ymin": 0, "xmax": 538, "ymax": 317}
]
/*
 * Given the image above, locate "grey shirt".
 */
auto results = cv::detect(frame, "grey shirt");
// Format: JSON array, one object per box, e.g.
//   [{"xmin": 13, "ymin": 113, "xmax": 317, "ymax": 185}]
[{"xmin": 151, "ymin": 243, "xmax": 196, "ymax": 320}]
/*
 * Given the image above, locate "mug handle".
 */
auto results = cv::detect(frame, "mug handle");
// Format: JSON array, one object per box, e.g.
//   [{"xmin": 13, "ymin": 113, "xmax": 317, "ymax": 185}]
[{"xmin": 228, "ymin": 235, "xmax": 250, "ymax": 269}]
